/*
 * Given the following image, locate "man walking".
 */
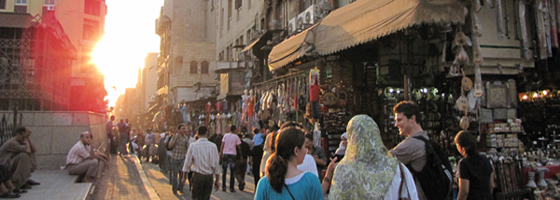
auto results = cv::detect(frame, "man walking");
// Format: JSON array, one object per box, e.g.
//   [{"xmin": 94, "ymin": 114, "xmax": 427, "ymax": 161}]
[
  {"xmin": 116, "ymin": 118, "xmax": 129, "ymax": 155},
  {"xmin": 168, "ymin": 124, "xmax": 190, "ymax": 194},
  {"xmin": 106, "ymin": 115, "xmax": 116, "ymax": 154},
  {"xmin": 182, "ymin": 126, "xmax": 220, "ymax": 200},
  {"xmin": 66, "ymin": 131, "xmax": 109, "ymax": 183},
  {"xmin": 390, "ymin": 101, "xmax": 428, "ymax": 200},
  {"xmin": 220, "ymin": 125, "xmax": 241, "ymax": 192}
]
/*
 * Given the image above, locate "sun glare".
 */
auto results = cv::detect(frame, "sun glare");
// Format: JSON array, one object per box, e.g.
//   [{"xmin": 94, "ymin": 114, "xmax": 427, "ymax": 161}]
[{"xmin": 91, "ymin": 0, "xmax": 163, "ymax": 107}]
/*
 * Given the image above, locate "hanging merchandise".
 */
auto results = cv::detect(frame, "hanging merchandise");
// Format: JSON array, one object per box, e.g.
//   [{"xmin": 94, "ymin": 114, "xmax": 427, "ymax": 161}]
[
  {"xmin": 549, "ymin": 0, "xmax": 559, "ymax": 47},
  {"xmin": 309, "ymin": 67, "xmax": 320, "ymax": 119},
  {"xmin": 461, "ymin": 69, "xmax": 473, "ymax": 92},
  {"xmin": 519, "ymin": 0, "xmax": 531, "ymax": 59},
  {"xmin": 496, "ymin": 0, "xmax": 506, "ymax": 39}
]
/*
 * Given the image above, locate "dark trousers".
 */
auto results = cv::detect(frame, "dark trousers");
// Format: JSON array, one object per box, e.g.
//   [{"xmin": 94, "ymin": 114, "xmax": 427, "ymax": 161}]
[
  {"xmin": 191, "ymin": 172, "xmax": 213, "ymax": 200},
  {"xmin": 251, "ymin": 145, "xmax": 263, "ymax": 185},
  {"xmin": 221, "ymin": 154, "xmax": 236, "ymax": 190},
  {"xmin": 235, "ymin": 157, "xmax": 247, "ymax": 189}
]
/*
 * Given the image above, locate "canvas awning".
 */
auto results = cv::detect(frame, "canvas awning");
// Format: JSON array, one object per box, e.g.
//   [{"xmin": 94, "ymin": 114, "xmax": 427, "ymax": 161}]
[
  {"xmin": 314, "ymin": 0, "xmax": 465, "ymax": 55},
  {"xmin": 268, "ymin": 26, "xmax": 315, "ymax": 71}
]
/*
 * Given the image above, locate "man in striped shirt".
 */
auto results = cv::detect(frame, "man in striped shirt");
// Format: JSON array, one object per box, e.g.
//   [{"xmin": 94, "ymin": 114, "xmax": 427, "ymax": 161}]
[
  {"xmin": 66, "ymin": 131, "xmax": 108, "ymax": 183},
  {"xmin": 182, "ymin": 126, "xmax": 220, "ymax": 200}
]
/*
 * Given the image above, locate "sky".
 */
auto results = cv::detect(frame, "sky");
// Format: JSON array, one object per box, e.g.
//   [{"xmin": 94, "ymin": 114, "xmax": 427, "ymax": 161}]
[{"xmin": 92, "ymin": 0, "xmax": 164, "ymax": 107}]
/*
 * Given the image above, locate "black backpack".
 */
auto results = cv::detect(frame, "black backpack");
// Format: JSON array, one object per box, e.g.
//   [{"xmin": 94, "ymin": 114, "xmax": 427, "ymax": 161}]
[{"xmin": 407, "ymin": 136, "xmax": 453, "ymax": 200}]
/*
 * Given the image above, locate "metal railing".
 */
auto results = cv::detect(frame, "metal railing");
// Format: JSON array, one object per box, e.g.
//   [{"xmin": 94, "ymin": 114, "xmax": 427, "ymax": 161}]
[{"xmin": 0, "ymin": 105, "xmax": 22, "ymax": 147}]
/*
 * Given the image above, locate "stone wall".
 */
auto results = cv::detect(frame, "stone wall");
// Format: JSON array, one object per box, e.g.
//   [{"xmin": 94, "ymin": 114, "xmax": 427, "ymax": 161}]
[{"xmin": 0, "ymin": 111, "xmax": 108, "ymax": 170}]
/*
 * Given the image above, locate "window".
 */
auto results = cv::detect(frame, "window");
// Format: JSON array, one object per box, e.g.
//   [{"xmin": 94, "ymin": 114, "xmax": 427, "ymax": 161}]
[
  {"xmin": 43, "ymin": 0, "xmax": 54, "ymax": 5},
  {"xmin": 175, "ymin": 56, "xmax": 183, "ymax": 73},
  {"xmin": 228, "ymin": 0, "xmax": 232, "ymax": 18},
  {"xmin": 190, "ymin": 61, "xmax": 198, "ymax": 74},
  {"xmin": 15, "ymin": 0, "xmax": 27, "ymax": 5},
  {"xmin": 235, "ymin": 0, "xmax": 241, "ymax": 10},
  {"xmin": 201, "ymin": 61, "xmax": 209, "ymax": 74},
  {"xmin": 220, "ymin": 8, "xmax": 224, "ymax": 28},
  {"xmin": 84, "ymin": 0, "xmax": 101, "ymax": 16},
  {"xmin": 83, "ymin": 19, "xmax": 100, "ymax": 41},
  {"xmin": 0, "ymin": 0, "xmax": 6, "ymax": 9}
]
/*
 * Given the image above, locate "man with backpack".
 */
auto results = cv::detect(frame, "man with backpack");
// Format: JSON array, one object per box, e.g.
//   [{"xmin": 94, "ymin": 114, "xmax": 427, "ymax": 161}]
[{"xmin": 390, "ymin": 101, "xmax": 453, "ymax": 200}]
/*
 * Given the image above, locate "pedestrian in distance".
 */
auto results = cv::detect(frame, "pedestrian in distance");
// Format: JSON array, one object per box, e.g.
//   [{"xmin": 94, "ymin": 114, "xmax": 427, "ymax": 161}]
[
  {"xmin": 168, "ymin": 124, "xmax": 191, "ymax": 194},
  {"xmin": 220, "ymin": 125, "xmax": 241, "ymax": 192}
]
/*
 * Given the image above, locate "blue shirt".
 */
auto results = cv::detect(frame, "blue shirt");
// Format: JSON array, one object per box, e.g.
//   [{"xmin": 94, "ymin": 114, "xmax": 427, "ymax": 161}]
[
  {"xmin": 254, "ymin": 172, "xmax": 323, "ymax": 200},
  {"xmin": 253, "ymin": 133, "xmax": 264, "ymax": 146}
]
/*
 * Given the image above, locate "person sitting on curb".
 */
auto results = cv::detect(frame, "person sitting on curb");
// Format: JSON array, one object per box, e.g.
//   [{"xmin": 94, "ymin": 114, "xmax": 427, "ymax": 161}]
[
  {"xmin": 66, "ymin": 131, "xmax": 109, "ymax": 183},
  {"xmin": 0, "ymin": 164, "xmax": 20, "ymax": 198},
  {"xmin": 0, "ymin": 127, "xmax": 39, "ymax": 193}
]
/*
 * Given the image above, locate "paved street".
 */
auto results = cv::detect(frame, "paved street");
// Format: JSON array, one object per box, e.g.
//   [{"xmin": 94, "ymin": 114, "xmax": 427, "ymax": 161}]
[
  {"xmin": 89, "ymin": 153, "xmax": 256, "ymax": 200},
  {"xmin": 142, "ymin": 158, "xmax": 256, "ymax": 200}
]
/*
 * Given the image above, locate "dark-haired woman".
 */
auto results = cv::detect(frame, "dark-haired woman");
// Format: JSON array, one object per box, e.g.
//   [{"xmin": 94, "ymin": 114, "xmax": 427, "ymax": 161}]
[
  {"xmin": 455, "ymin": 131, "xmax": 494, "ymax": 200},
  {"xmin": 254, "ymin": 127, "xmax": 323, "ymax": 200}
]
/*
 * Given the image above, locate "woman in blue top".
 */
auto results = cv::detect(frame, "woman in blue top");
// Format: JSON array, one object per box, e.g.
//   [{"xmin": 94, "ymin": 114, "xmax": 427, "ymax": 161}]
[{"xmin": 254, "ymin": 126, "xmax": 323, "ymax": 200}]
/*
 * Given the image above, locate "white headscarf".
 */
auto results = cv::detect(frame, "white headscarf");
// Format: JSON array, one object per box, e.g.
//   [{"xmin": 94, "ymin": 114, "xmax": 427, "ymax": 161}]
[{"xmin": 334, "ymin": 132, "xmax": 347, "ymax": 155}]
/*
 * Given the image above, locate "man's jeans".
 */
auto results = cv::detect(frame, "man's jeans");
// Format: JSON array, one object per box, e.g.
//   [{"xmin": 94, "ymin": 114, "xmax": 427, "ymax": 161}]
[
  {"xmin": 222, "ymin": 154, "xmax": 236, "ymax": 190},
  {"xmin": 170, "ymin": 158, "xmax": 185, "ymax": 193}
]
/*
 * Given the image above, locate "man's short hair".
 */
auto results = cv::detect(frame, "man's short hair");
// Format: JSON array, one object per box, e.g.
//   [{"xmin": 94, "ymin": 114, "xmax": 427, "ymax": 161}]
[
  {"xmin": 393, "ymin": 101, "xmax": 422, "ymax": 124},
  {"xmin": 14, "ymin": 127, "xmax": 26, "ymax": 135},
  {"xmin": 230, "ymin": 125, "xmax": 237, "ymax": 132},
  {"xmin": 304, "ymin": 132, "xmax": 314, "ymax": 141},
  {"xmin": 80, "ymin": 131, "xmax": 92, "ymax": 138},
  {"xmin": 177, "ymin": 124, "xmax": 185, "ymax": 130},
  {"xmin": 253, "ymin": 128, "xmax": 260, "ymax": 134},
  {"xmin": 110, "ymin": 115, "xmax": 115, "ymax": 120},
  {"xmin": 198, "ymin": 126, "xmax": 208, "ymax": 135}
]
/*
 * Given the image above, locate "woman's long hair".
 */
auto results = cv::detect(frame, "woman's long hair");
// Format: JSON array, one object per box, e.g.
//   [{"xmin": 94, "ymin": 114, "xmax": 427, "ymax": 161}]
[
  {"xmin": 265, "ymin": 127, "xmax": 305, "ymax": 193},
  {"xmin": 455, "ymin": 131, "xmax": 481, "ymax": 162}
]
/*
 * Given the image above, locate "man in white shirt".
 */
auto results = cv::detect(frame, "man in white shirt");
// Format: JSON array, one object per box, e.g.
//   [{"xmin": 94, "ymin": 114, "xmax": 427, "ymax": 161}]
[
  {"xmin": 297, "ymin": 153, "xmax": 318, "ymax": 177},
  {"xmin": 66, "ymin": 131, "xmax": 108, "ymax": 183},
  {"xmin": 182, "ymin": 126, "xmax": 220, "ymax": 200},
  {"xmin": 220, "ymin": 125, "xmax": 241, "ymax": 192}
]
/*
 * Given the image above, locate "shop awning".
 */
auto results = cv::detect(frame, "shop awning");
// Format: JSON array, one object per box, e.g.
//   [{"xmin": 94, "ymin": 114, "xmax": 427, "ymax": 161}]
[
  {"xmin": 314, "ymin": 0, "xmax": 465, "ymax": 55},
  {"xmin": 0, "ymin": 13, "xmax": 32, "ymax": 28},
  {"xmin": 268, "ymin": 26, "xmax": 315, "ymax": 71},
  {"xmin": 242, "ymin": 31, "xmax": 275, "ymax": 53}
]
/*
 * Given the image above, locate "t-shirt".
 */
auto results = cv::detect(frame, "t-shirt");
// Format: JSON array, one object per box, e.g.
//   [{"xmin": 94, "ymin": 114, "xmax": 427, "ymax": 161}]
[
  {"xmin": 309, "ymin": 146, "xmax": 327, "ymax": 172},
  {"xmin": 458, "ymin": 155, "xmax": 493, "ymax": 200},
  {"xmin": 297, "ymin": 154, "xmax": 318, "ymax": 177},
  {"xmin": 255, "ymin": 172, "xmax": 323, "ymax": 200},
  {"xmin": 253, "ymin": 133, "xmax": 264, "ymax": 146},
  {"xmin": 222, "ymin": 133, "xmax": 241, "ymax": 155}
]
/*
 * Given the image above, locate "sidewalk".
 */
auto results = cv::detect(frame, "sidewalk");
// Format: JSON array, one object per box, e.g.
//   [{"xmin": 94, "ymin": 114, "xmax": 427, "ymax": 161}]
[
  {"xmin": 89, "ymin": 154, "xmax": 158, "ymax": 200},
  {"xmin": 16, "ymin": 169, "xmax": 92, "ymax": 200},
  {"xmin": 141, "ymin": 159, "xmax": 256, "ymax": 200}
]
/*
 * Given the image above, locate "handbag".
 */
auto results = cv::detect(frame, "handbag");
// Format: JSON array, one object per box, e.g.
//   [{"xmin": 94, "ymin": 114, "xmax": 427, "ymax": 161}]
[{"xmin": 398, "ymin": 163, "xmax": 411, "ymax": 200}]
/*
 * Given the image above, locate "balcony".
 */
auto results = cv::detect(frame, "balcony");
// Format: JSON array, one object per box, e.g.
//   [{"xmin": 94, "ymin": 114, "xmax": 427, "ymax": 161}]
[{"xmin": 213, "ymin": 60, "xmax": 254, "ymax": 73}]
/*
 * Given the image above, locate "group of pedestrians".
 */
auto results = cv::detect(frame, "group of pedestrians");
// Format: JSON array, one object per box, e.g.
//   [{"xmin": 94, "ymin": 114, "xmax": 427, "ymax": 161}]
[{"xmin": 253, "ymin": 101, "xmax": 494, "ymax": 200}]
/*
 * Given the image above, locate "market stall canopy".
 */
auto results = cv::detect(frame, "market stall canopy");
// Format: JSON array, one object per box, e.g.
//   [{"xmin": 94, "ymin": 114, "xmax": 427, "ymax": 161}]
[
  {"xmin": 314, "ymin": 0, "xmax": 466, "ymax": 55},
  {"xmin": 268, "ymin": 26, "xmax": 316, "ymax": 71}
]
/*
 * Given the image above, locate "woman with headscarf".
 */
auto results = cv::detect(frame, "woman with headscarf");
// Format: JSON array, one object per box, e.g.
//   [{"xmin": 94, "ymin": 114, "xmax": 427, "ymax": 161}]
[
  {"xmin": 327, "ymin": 115, "xmax": 418, "ymax": 200},
  {"xmin": 254, "ymin": 126, "xmax": 323, "ymax": 200},
  {"xmin": 455, "ymin": 131, "xmax": 494, "ymax": 200}
]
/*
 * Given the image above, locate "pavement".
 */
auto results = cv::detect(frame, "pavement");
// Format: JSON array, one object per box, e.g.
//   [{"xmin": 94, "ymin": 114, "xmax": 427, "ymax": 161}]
[{"xmin": 12, "ymin": 152, "xmax": 256, "ymax": 200}]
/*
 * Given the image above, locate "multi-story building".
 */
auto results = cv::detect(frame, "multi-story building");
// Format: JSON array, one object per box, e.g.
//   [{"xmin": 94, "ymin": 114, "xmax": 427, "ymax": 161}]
[
  {"xmin": 155, "ymin": 0, "xmax": 218, "ymax": 111},
  {"xmin": 54, "ymin": 0, "xmax": 108, "ymax": 112},
  {"xmin": 142, "ymin": 53, "xmax": 158, "ymax": 112},
  {"xmin": 0, "ymin": 0, "xmax": 77, "ymax": 110}
]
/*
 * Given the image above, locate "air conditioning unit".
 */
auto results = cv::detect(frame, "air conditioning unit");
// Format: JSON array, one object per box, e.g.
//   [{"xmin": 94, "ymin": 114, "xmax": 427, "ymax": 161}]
[
  {"xmin": 302, "ymin": 4, "xmax": 320, "ymax": 26},
  {"xmin": 46, "ymin": 5, "xmax": 54, "ymax": 10},
  {"xmin": 288, "ymin": 17, "xmax": 297, "ymax": 35},
  {"xmin": 296, "ymin": 14, "xmax": 304, "ymax": 30}
]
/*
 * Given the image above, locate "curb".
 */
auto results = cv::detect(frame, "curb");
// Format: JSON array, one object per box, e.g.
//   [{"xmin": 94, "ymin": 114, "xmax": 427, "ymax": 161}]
[{"xmin": 130, "ymin": 155, "xmax": 161, "ymax": 200}]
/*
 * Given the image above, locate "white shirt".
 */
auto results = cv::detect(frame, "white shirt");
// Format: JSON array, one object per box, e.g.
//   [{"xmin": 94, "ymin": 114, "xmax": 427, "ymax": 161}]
[
  {"xmin": 384, "ymin": 163, "xmax": 419, "ymax": 200},
  {"xmin": 182, "ymin": 138, "xmax": 221, "ymax": 175},
  {"xmin": 297, "ymin": 154, "xmax": 318, "ymax": 177}
]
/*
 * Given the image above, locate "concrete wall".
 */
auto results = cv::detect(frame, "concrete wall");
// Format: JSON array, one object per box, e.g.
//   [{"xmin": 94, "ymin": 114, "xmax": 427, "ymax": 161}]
[{"xmin": 0, "ymin": 111, "xmax": 108, "ymax": 170}]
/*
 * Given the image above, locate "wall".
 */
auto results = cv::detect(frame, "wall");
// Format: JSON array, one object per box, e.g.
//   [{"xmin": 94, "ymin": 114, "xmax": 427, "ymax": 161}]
[
  {"xmin": 143, "ymin": 53, "xmax": 159, "ymax": 112},
  {"xmin": 0, "ymin": 111, "xmax": 108, "ymax": 170}
]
